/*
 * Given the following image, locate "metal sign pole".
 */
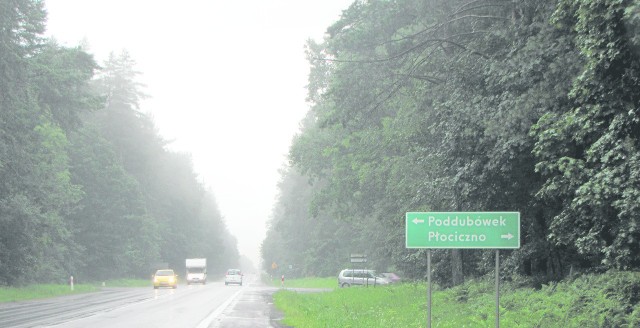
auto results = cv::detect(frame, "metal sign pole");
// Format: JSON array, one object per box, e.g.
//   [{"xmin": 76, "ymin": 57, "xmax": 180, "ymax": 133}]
[
  {"xmin": 427, "ymin": 249, "xmax": 431, "ymax": 328},
  {"xmin": 495, "ymin": 249, "xmax": 500, "ymax": 328}
]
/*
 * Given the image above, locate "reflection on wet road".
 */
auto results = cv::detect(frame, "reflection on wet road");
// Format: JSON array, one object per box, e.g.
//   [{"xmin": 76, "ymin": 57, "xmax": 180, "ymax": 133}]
[{"xmin": 0, "ymin": 275, "xmax": 284, "ymax": 328}]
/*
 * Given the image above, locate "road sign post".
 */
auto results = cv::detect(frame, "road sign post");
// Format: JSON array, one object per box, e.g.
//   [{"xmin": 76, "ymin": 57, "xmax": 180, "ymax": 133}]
[
  {"xmin": 496, "ymin": 249, "xmax": 500, "ymax": 328},
  {"xmin": 406, "ymin": 212, "xmax": 520, "ymax": 328},
  {"xmin": 427, "ymin": 250, "xmax": 431, "ymax": 327}
]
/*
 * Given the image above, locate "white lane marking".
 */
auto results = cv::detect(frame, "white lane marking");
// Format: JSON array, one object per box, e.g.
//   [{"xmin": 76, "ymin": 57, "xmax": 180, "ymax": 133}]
[{"xmin": 195, "ymin": 288, "xmax": 244, "ymax": 328}]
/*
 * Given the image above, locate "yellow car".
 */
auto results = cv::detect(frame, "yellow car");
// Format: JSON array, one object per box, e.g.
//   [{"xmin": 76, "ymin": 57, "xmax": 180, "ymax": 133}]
[{"xmin": 153, "ymin": 269, "xmax": 178, "ymax": 289}]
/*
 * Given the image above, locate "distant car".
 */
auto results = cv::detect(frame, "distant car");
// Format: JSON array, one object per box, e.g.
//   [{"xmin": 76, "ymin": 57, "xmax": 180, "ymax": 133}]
[
  {"xmin": 381, "ymin": 272, "xmax": 401, "ymax": 283},
  {"xmin": 225, "ymin": 269, "xmax": 243, "ymax": 286},
  {"xmin": 153, "ymin": 269, "xmax": 178, "ymax": 289},
  {"xmin": 338, "ymin": 269, "xmax": 390, "ymax": 288}
]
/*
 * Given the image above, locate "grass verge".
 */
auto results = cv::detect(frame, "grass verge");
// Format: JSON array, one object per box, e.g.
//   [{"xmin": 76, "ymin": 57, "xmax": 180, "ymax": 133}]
[
  {"xmin": 268, "ymin": 277, "xmax": 337, "ymax": 289},
  {"xmin": 273, "ymin": 271, "xmax": 640, "ymax": 327}
]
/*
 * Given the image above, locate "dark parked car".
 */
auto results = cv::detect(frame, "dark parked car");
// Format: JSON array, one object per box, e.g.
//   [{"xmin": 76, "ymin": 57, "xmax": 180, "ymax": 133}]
[{"xmin": 381, "ymin": 272, "xmax": 401, "ymax": 283}]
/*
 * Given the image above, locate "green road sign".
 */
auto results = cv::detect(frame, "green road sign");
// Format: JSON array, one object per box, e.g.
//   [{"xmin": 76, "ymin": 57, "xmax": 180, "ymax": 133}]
[{"xmin": 406, "ymin": 212, "xmax": 520, "ymax": 249}]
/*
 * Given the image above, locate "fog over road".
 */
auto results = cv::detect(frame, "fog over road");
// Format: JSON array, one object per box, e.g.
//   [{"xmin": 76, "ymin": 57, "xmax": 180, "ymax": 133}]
[{"xmin": 0, "ymin": 275, "xmax": 284, "ymax": 328}]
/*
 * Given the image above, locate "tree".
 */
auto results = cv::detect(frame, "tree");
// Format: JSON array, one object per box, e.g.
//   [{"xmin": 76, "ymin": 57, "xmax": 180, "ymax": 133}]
[
  {"xmin": 281, "ymin": 0, "xmax": 637, "ymax": 286},
  {"xmin": 0, "ymin": 1, "xmax": 239, "ymax": 284},
  {"xmin": 531, "ymin": 0, "xmax": 640, "ymax": 270},
  {"xmin": 0, "ymin": 1, "xmax": 100, "ymax": 285}
]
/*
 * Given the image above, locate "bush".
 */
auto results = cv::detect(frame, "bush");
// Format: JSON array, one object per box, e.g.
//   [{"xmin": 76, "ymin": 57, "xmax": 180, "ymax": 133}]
[{"xmin": 274, "ymin": 271, "xmax": 640, "ymax": 327}]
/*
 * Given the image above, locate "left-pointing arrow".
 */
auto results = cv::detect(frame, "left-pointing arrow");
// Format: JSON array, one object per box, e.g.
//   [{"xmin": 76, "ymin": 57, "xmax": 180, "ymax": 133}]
[{"xmin": 412, "ymin": 218, "xmax": 424, "ymax": 224}]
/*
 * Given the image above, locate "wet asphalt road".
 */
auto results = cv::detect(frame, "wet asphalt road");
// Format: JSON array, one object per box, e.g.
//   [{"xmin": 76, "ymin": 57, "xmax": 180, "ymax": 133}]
[{"xmin": 0, "ymin": 275, "xmax": 289, "ymax": 328}]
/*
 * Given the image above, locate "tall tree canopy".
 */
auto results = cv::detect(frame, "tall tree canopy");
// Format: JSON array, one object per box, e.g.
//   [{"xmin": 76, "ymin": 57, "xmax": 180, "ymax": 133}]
[
  {"xmin": 0, "ymin": 0, "xmax": 95, "ymax": 284},
  {"xmin": 0, "ymin": 0, "xmax": 238, "ymax": 285},
  {"xmin": 263, "ymin": 0, "xmax": 640, "ymax": 286},
  {"xmin": 532, "ymin": 0, "xmax": 640, "ymax": 270}
]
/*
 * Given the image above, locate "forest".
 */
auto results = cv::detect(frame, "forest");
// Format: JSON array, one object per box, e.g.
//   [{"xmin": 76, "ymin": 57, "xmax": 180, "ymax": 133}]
[
  {"xmin": 261, "ymin": 0, "xmax": 640, "ymax": 287},
  {"xmin": 0, "ymin": 1, "xmax": 238, "ymax": 286}
]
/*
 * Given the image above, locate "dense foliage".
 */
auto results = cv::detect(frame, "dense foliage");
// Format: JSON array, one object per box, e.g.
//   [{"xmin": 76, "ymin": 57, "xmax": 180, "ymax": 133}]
[
  {"xmin": 274, "ymin": 271, "xmax": 640, "ymax": 327},
  {"xmin": 0, "ymin": 0, "xmax": 238, "ymax": 285},
  {"xmin": 262, "ymin": 0, "xmax": 640, "ymax": 286}
]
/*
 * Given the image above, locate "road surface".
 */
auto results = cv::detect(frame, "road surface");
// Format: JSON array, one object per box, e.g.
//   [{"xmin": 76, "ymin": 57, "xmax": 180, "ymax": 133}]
[{"xmin": 0, "ymin": 275, "xmax": 287, "ymax": 328}]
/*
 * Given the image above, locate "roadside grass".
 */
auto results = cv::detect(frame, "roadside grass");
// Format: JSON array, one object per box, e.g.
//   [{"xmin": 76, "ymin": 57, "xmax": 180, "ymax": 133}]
[
  {"xmin": 0, "ymin": 284, "xmax": 98, "ymax": 303},
  {"xmin": 268, "ymin": 277, "xmax": 337, "ymax": 289},
  {"xmin": 273, "ymin": 271, "xmax": 640, "ymax": 327}
]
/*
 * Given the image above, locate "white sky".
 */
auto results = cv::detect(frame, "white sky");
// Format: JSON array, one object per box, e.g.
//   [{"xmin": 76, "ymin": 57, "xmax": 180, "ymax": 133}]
[{"xmin": 44, "ymin": 0, "xmax": 354, "ymax": 269}]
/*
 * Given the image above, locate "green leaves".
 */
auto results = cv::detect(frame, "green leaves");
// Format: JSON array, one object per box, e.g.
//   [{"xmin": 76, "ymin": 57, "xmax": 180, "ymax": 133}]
[
  {"xmin": 0, "ymin": 0, "xmax": 83, "ymax": 285},
  {"xmin": 0, "ymin": 1, "xmax": 239, "ymax": 285},
  {"xmin": 532, "ymin": 0, "xmax": 640, "ymax": 269},
  {"xmin": 30, "ymin": 42, "xmax": 101, "ymax": 130},
  {"xmin": 267, "ymin": 0, "xmax": 640, "ymax": 284}
]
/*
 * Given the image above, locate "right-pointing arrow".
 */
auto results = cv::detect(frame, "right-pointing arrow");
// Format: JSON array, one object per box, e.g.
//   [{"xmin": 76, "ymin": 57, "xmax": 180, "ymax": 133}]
[{"xmin": 501, "ymin": 233, "xmax": 513, "ymax": 240}]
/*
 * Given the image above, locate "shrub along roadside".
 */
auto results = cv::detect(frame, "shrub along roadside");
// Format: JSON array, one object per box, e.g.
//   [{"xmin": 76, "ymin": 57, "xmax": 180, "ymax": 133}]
[{"xmin": 273, "ymin": 271, "xmax": 640, "ymax": 327}]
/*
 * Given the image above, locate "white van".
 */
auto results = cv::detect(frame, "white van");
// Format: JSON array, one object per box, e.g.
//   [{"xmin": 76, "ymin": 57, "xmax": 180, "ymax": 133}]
[{"xmin": 185, "ymin": 258, "xmax": 207, "ymax": 285}]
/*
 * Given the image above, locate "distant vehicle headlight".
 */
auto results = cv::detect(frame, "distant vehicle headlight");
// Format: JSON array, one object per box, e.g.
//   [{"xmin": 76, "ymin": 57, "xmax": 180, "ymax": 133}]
[{"xmin": 169, "ymin": 277, "xmax": 175, "ymax": 283}]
